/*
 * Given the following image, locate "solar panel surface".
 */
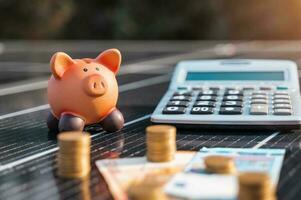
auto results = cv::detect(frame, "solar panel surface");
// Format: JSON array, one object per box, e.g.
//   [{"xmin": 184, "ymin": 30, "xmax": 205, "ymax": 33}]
[{"xmin": 0, "ymin": 41, "xmax": 301, "ymax": 200}]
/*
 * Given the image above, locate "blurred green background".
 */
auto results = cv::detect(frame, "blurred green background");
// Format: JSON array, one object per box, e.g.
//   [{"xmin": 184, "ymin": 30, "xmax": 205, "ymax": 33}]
[{"xmin": 1, "ymin": 0, "xmax": 301, "ymax": 40}]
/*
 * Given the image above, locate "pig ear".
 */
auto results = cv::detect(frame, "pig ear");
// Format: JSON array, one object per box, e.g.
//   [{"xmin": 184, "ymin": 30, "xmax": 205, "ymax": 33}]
[
  {"xmin": 95, "ymin": 49, "xmax": 121, "ymax": 74},
  {"xmin": 50, "ymin": 52, "xmax": 74, "ymax": 79}
]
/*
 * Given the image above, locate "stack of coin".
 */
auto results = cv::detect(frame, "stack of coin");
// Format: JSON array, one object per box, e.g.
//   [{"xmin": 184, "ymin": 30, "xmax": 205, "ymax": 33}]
[
  {"xmin": 238, "ymin": 172, "xmax": 276, "ymax": 200},
  {"xmin": 146, "ymin": 125, "xmax": 176, "ymax": 162},
  {"xmin": 57, "ymin": 132, "xmax": 91, "ymax": 178},
  {"xmin": 204, "ymin": 155, "xmax": 236, "ymax": 174},
  {"xmin": 127, "ymin": 176, "xmax": 167, "ymax": 200}
]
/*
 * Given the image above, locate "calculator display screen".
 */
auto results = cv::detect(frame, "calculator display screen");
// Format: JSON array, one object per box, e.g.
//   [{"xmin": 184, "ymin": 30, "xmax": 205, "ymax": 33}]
[{"xmin": 185, "ymin": 72, "xmax": 284, "ymax": 81}]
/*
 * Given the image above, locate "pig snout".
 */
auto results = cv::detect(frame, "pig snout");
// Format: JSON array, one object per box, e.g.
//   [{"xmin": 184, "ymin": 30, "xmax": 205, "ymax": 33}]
[{"xmin": 83, "ymin": 75, "xmax": 107, "ymax": 97}]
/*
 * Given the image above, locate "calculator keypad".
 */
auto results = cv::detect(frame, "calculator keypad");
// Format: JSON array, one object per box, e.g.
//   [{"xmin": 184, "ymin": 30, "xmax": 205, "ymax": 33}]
[
  {"xmin": 273, "ymin": 109, "xmax": 292, "ymax": 115},
  {"xmin": 163, "ymin": 106, "xmax": 186, "ymax": 114},
  {"xmin": 199, "ymin": 90, "xmax": 218, "ymax": 96},
  {"xmin": 194, "ymin": 101, "xmax": 216, "ymax": 107},
  {"xmin": 223, "ymin": 95, "xmax": 243, "ymax": 101},
  {"xmin": 191, "ymin": 107, "xmax": 214, "ymax": 114},
  {"xmin": 221, "ymin": 101, "xmax": 242, "ymax": 107},
  {"xmin": 163, "ymin": 88, "xmax": 294, "ymax": 116},
  {"xmin": 219, "ymin": 107, "xmax": 242, "ymax": 115},
  {"xmin": 251, "ymin": 99, "xmax": 268, "ymax": 104},
  {"xmin": 167, "ymin": 101, "xmax": 190, "ymax": 107},
  {"xmin": 250, "ymin": 104, "xmax": 268, "ymax": 115},
  {"xmin": 171, "ymin": 95, "xmax": 192, "ymax": 101},
  {"xmin": 197, "ymin": 95, "xmax": 217, "ymax": 101},
  {"xmin": 224, "ymin": 90, "xmax": 243, "ymax": 96},
  {"xmin": 173, "ymin": 91, "xmax": 193, "ymax": 96}
]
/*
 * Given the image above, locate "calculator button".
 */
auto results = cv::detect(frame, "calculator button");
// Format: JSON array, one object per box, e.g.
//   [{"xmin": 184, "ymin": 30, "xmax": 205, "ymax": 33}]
[
  {"xmin": 177, "ymin": 86, "xmax": 188, "ymax": 90},
  {"xmin": 251, "ymin": 99, "xmax": 268, "ymax": 104},
  {"xmin": 223, "ymin": 95, "xmax": 243, "ymax": 101},
  {"xmin": 219, "ymin": 107, "xmax": 242, "ymax": 115},
  {"xmin": 225, "ymin": 87, "xmax": 236, "ymax": 90},
  {"xmin": 173, "ymin": 91, "xmax": 193, "ymax": 96},
  {"xmin": 224, "ymin": 90, "xmax": 243, "ymax": 96},
  {"xmin": 191, "ymin": 107, "xmax": 214, "ymax": 114},
  {"xmin": 250, "ymin": 104, "xmax": 268, "ymax": 115},
  {"xmin": 167, "ymin": 101, "xmax": 190, "ymax": 107},
  {"xmin": 274, "ymin": 104, "xmax": 292, "ymax": 109},
  {"xmin": 274, "ymin": 91, "xmax": 289, "ymax": 95},
  {"xmin": 194, "ymin": 101, "xmax": 216, "ymax": 107},
  {"xmin": 171, "ymin": 95, "xmax": 192, "ymax": 101},
  {"xmin": 199, "ymin": 90, "xmax": 218, "ymax": 96},
  {"xmin": 192, "ymin": 86, "xmax": 202, "ymax": 91},
  {"xmin": 276, "ymin": 86, "xmax": 288, "ymax": 90},
  {"xmin": 243, "ymin": 87, "xmax": 255, "ymax": 91},
  {"xmin": 209, "ymin": 87, "xmax": 220, "ymax": 91},
  {"xmin": 273, "ymin": 95, "xmax": 290, "ymax": 100},
  {"xmin": 221, "ymin": 101, "xmax": 243, "ymax": 107},
  {"xmin": 273, "ymin": 109, "xmax": 292, "ymax": 115},
  {"xmin": 273, "ymin": 99, "xmax": 291, "ymax": 104},
  {"xmin": 260, "ymin": 87, "xmax": 272, "ymax": 90},
  {"xmin": 163, "ymin": 106, "xmax": 186, "ymax": 114},
  {"xmin": 197, "ymin": 95, "xmax": 217, "ymax": 101},
  {"xmin": 251, "ymin": 95, "xmax": 268, "ymax": 100},
  {"xmin": 252, "ymin": 91, "xmax": 267, "ymax": 95}
]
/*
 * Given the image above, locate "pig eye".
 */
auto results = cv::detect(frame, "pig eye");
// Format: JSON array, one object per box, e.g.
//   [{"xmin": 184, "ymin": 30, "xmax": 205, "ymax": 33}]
[
  {"xmin": 96, "ymin": 67, "xmax": 99, "ymax": 71},
  {"xmin": 83, "ymin": 68, "xmax": 88, "ymax": 72}
]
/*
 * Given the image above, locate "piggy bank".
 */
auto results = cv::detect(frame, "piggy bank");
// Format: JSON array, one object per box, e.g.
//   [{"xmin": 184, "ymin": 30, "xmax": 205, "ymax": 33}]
[{"xmin": 47, "ymin": 49, "xmax": 124, "ymax": 132}]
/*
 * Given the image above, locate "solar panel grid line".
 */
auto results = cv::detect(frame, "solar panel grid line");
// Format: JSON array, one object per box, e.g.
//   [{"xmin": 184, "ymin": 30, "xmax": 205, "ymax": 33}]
[
  {"xmin": 266, "ymin": 135, "xmax": 291, "ymax": 148},
  {"xmin": 0, "ymin": 114, "xmax": 151, "ymax": 171},
  {"xmin": 252, "ymin": 132, "xmax": 280, "ymax": 149},
  {"xmin": 282, "ymin": 134, "xmax": 301, "ymax": 148},
  {"xmin": 176, "ymin": 137, "xmax": 205, "ymax": 150},
  {"xmin": 90, "ymin": 116, "xmax": 151, "ymax": 142},
  {"xmin": 278, "ymin": 157, "xmax": 301, "ymax": 198},
  {"xmin": 1, "ymin": 161, "xmax": 94, "ymax": 199},
  {"xmin": 0, "ymin": 80, "xmax": 48, "ymax": 96},
  {"xmin": 91, "ymin": 128, "xmax": 137, "ymax": 150},
  {"xmin": 0, "ymin": 143, "xmax": 17, "ymax": 150},
  {"xmin": 0, "ymin": 124, "xmax": 152, "ymax": 199},
  {"xmin": 0, "ymin": 123, "xmax": 298, "ymax": 198},
  {"xmin": 91, "ymin": 132, "xmax": 142, "ymax": 158},
  {"xmin": 278, "ymin": 150, "xmax": 301, "ymax": 186},
  {"xmin": 0, "ymin": 73, "xmax": 169, "ymax": 123},
  {"xmin": 226, "ymin": 135, "xmax": 248, "ymax": 147},
  {"xmin": 176, "ymin": 135, "xmax": 203, "ymax": 150},
  {"xmin": 0, "ymin": 104, "xmax": 50, "ymax": 121},
  {"xmin": 0, "ymin": 53, "xmax": 175, "ymax": 97},
  {"xmin": 122, "ymin": 138, "xmax": 146, "ymax": 157},
  {"xmin": 0, "ymin": 147, "xmax": 59, "ymax": 172},
  {"xmin": 0, "ymin": 142, "xmax": 34, "ymax": 157},
  {"xmin": 0, "ymin": 119, "xmax": 46, "ymax": 141},
  {"xmin": 0, "ymin": 125, "xmax": 48, "ymax": 148},
  {"xmin": 0, "ymin": 118, "xmax": 32, "ymax": 130},
  {"xmin": 0, "ymin": 121, "xmax": 46, "ymax": 141},
  {"xmin": 0, "ymin": 143, "xmax": 58, "ymax": 164},
  {"xmin": 0, "ymin": 115, "xmax": 149, "ymax": 175},
  {"xmin": 7, "ymin": 175, "xmax": 75, "ymax": 200}
]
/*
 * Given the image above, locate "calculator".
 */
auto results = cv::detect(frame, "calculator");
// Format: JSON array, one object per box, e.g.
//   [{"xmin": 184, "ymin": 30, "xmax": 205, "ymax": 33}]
[{"xmin": 151, "ymin": 59, "xmax": 301, "ymax": 130}]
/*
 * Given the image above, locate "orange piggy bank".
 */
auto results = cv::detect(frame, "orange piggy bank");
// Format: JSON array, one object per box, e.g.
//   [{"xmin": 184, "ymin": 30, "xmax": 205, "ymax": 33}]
[{"xmin": 47, "ymin": 49, "xmax": 124, "ymax": 132}]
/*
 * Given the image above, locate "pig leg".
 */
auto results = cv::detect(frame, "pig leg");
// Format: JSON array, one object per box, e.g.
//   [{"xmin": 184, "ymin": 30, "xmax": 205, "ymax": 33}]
[
  {"xmin": 59, "ymin": 113, "xmax": 85, "ymax": 132},
  {"xmin": 100, "ymin": 108, "xmax": 124, "ymax": 132},
  {"xmin": 47, "ymin": 111, "xmax": 59, "ymax": 131}
]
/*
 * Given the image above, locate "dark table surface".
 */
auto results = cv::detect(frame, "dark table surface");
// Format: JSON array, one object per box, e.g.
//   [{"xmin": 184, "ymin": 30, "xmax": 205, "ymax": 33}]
[{"xmin": 1, "ymin": 40, "xmax": 301, "ymax": 200}]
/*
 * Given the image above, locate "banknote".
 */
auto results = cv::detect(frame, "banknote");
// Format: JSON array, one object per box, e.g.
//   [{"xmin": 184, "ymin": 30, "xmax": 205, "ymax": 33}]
[
  {"xmin": 95, "ymin": 151, "xmax": 195, "ymax": 200},
  {"xmin": 165, "ymin": 147, "xmax": 285, "ymax": 200}
]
